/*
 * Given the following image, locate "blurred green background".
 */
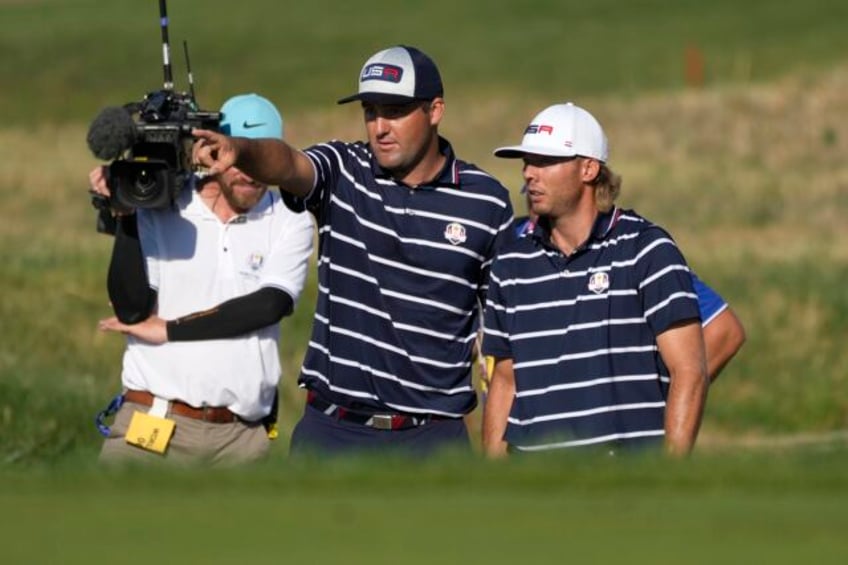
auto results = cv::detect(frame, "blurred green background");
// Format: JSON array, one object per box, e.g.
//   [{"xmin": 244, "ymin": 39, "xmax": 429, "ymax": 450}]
[{"xmin": 1, "ymin": 0, "xmax": 847, "ymax": 561}]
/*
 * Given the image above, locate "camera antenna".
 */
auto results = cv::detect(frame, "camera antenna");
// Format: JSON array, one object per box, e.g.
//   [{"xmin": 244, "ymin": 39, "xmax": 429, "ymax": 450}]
[
  {"xmin": 158, "ymin": 0, "xmax": 174, "ymax": 90},
  {"xmin": 183, "ymin": 40, "xmax": 197, "ymax": 103}
]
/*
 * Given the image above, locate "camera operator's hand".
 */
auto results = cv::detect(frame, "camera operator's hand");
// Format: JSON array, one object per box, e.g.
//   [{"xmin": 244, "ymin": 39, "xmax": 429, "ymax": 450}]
[
  {"xmin": 89, "ymin": 165, "xmax": 134, "ymax": 220},
  {"xmin": 99, "ymin": 314, "xmax": 168, "ymax": 345},
  {"xmin": 192, "ymin": 128, "xmax": 238, "ymax": 175},
  {"xmin": 89, "ymin": 165, "xmax": 112, "ymax": 199}
]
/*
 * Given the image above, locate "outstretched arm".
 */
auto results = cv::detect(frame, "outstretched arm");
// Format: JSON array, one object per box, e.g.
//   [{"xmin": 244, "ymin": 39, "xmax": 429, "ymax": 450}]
[
  {"xmin": 192, "ymin": 129, "xmax": 316, "ymax": 197},
  {"xmin": 98, "ymin": 287, "xmax": 294, "ymax": 344}
]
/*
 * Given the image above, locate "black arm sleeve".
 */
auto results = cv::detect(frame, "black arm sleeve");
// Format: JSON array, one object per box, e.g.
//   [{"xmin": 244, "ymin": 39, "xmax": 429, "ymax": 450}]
[
  {"xmin": 166, "ymin": 287, "xmax": 294, "ymax": 342},
  {"xmin": 107, "ymin": 215, "xmax": 157, "ymax": 324}
]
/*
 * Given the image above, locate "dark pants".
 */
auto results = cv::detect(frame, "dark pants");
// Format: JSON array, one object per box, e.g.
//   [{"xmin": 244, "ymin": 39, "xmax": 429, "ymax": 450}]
[{"xmin": 290, "ymin": 404, "xmax": 470, "ymax": 457}]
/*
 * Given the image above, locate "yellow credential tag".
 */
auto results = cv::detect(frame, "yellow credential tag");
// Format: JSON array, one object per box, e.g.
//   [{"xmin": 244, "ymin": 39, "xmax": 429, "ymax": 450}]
[
  {"xmin": 266, "ymin": 423, "xmax": 279, "ymax": 440},
  {"xmin": 125, "ymin": 411, "xmax": 176, "ymax": 454},
  {"xmin": 481, "ymin": 355, "xmax": 495, "ymax": 393}
]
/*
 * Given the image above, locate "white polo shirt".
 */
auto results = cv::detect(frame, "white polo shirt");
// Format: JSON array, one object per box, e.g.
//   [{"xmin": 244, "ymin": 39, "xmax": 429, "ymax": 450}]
[{"xmin": 120, "ymin": 186, "xmax": 314, "ymax": 421}]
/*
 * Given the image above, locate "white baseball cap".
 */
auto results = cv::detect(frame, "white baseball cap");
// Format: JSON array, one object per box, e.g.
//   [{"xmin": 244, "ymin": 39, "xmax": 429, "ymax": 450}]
[
  {"xmin": 337, "ymin": 45, "xmax": 444, "ymax": 105},
  {"xmin": 494, "ymin": 102, "xmax": 608, "ymax": 162}
]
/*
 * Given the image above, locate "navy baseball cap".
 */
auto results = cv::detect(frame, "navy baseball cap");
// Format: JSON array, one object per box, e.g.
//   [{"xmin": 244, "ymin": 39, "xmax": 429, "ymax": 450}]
[
  {"xmin": 219, "ymin": 93, "xmax": 284, "ymax": 139},
  {"xmin": 337, "ymin": 45, "xmax": 444, "ymax": 105}
]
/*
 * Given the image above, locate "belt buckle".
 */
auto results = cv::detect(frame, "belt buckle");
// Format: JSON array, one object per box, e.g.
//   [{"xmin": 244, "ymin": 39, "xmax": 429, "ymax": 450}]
[
  {"xmin": 371, "ymin": 414, "xmax": 394, "ymax": 430},
  {"xmin": 201, "ymin": 405, "xmax": 227, "ymax": 423}
]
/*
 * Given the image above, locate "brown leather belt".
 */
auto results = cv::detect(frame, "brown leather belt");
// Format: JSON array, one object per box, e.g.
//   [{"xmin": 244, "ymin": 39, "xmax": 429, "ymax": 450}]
[{"xmin": 123, "ymin": 390, "xmax": 238, "ymax": 424}]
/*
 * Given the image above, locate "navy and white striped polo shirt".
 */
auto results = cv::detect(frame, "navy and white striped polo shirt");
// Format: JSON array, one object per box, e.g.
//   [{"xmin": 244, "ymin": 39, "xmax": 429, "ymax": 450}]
[
  {"xmin": 482, "ymin": 207, "xmax": 700, "ymax": 451},
  {"xmin": 286, "ymin": 137, "xmax": 514, "ymax": 417},
  {"xmin": 515, "ymin": 215, "xmax": 728, "ymax": 327}
]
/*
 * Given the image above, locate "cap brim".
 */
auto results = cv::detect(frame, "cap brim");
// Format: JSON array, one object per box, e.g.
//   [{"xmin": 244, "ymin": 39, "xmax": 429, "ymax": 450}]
[
  {"xmin": 337, "ymin": 92, "xmax": 423, "ymax": 105},
  {"xmin": 493, "ymin": 145, "xmax": 577, "ymax": 159},
  {"xmin": 493, "ymin": 144, "xmax": 579, "ymax": 159},
  {"xmin": 492, "ymin": 145, "xmax": 606, "ymax": 163}
]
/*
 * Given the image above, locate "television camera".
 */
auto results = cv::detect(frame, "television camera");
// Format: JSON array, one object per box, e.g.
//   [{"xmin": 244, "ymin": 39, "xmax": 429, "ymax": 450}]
[{"xmin": 86, "ymin": 0, "xmax": 220, "ymax": 229}]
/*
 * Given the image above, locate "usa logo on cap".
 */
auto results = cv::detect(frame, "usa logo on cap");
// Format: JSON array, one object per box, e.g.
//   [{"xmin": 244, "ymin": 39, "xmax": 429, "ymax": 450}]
[
  {"xmin": 337, "ymin": 46, "xmax": 444, "ymax": 105},
  {"xmin": 361, "ymin": 64, "xmax": 404, "ymax": 83},
  {"xmin": 524, "ymin": 124, "xmax": 554, "ymax": 135}
]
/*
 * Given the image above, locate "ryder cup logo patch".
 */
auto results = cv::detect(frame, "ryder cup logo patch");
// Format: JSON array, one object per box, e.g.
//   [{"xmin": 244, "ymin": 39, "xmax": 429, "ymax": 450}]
[
  {"xmin": 361, "ymin": 63, "xmax": 404, "ymax": 83},
  {"xmin": 444, "ymin": 222, "xmax": 467, "ymax": 245},
  {"xmin": 587, "ymin": 272, "xmax": 609, "ymax": 294},
  {"xmin": 247, "ymin": 252, "xmax": 264, "ymax": 271}
]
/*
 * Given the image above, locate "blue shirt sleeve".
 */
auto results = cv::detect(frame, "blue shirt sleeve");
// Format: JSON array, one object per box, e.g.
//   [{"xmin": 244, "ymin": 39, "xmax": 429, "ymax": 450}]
[
  {"xmin": 514, "ymin": 216, "xmax": 532, "ymax": 237},
  {"xmin": 691, "ymin": 272, "xmax": 728, "ymax": 326}
]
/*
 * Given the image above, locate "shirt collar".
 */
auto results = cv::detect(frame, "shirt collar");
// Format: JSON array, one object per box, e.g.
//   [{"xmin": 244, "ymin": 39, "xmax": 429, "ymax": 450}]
[
  {"xmin": 240, "ymin": 190, "xmax": 275, "ymax": 220},
  {"xmin": 532, "ymin": 206, "xmax": 622, "ymax": 250},
  {"xmin": 370, "ymin": 136, "xmax": 460, "ymax": 188}
]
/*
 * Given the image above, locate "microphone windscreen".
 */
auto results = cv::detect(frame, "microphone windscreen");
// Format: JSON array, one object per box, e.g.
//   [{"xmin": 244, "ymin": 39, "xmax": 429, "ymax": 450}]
[{"xmin": 86, "ymin": 106, "xmax": 138, "ymax": 160}]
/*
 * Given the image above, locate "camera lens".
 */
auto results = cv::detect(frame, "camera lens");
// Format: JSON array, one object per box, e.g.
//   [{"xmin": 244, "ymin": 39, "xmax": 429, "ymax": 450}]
[
  {"xmin": 132, "ymin": 168, "xmax": 158, "ymax": 199},
  {"xmin": 110, "ymin": 157, "xmax": 173, "ymax": 210}
]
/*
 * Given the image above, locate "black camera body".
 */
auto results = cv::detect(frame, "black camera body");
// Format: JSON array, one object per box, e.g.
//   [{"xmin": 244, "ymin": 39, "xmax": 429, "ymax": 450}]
[
  {"xmin": 107, "ymin": 89, "xmax": 220, "ymax": 212},
  {"xmin": 88, "ymin": 0, "xmax": 220, "ymax": 228}
]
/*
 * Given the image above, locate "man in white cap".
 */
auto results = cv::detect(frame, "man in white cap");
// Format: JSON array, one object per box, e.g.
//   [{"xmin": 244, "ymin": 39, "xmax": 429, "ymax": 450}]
[
  {"xmin": 90, "ymin": 93, "xmax": 314, "ymax": 464},
  {"xmin": 192, "ymin": 46, "xmax": 515, "ymax": 455},
  {"xmin": 482, "ymin": 102, "xmax": 708, "ymax": 457},
  {"xmin": 503, "ymin": 199, "xmax": 745, "ymax": 386}
]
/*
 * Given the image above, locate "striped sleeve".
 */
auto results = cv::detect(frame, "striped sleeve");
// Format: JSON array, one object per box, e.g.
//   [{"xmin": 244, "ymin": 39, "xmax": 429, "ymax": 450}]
[
  {"xmin": 634, "ymin": 226, "xmax": 700, "ymax": 335},
  {"xmin": 478, "ymin": 196, "xmax": 516, "ymax": 306},
  {"xmin": 281, "ymin": 141, "xmax": 344, "ymax": 222},
  {"xmin": 481, "ymin": 254, "xmax": 513, "ymax": 359}
]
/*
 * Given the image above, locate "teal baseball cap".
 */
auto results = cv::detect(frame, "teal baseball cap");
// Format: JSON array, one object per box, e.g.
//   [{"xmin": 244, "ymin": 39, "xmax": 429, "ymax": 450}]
[{"xmin": 219, "ymin": 93, "xmax": 283, "ymax": 139}]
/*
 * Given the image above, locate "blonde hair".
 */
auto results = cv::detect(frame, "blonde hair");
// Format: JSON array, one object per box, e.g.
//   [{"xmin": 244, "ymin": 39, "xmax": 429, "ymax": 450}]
[{"xmin": 592, "ymin": 163, "xmax": 622, "ymax": 213}]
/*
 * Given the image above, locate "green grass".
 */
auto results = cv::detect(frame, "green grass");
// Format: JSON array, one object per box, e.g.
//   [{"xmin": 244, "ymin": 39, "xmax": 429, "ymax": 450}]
[
  {"xmin": 4, "ymin": 0, "xmax": 848, "ymax": 125},
  {"xmin": 1, "ymin": 6, "xmax": 845, "ymax": 562},
  {"xmin": 697, "ymin": 257, "xmax": 848, "ymax": 433},
  {"xmin": 2, "ymin": 451, "xmax": 848, "ymax": 563}
]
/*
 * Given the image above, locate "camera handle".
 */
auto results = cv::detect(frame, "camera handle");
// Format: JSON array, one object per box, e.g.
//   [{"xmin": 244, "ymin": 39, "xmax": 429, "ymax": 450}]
[{"xmin": 91, "ymin": 193, "xmax": 118, "ymax": 236}]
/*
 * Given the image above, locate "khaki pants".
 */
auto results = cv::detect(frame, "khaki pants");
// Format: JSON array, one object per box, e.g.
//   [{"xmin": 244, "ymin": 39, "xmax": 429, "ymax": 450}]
[{"xmin": 99, "ymin": 401, "xmax": 270, "ymax": 466}]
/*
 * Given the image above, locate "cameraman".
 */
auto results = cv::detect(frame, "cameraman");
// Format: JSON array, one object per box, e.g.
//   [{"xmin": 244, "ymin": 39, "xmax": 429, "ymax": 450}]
[{"xmin": 92, "ymin": 94, "xmax": 314, "ymax": 465}]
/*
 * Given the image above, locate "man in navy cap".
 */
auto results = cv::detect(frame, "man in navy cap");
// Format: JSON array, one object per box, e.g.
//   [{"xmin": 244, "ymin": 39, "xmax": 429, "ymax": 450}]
[
  {"xmin": 91, "ymin": 94, "xmax": 314, "ymax": 465},
  {"xmin": 193, "ymin": 46, "xmax": 515, "ymax": 456}
]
